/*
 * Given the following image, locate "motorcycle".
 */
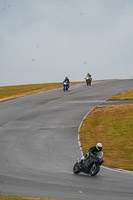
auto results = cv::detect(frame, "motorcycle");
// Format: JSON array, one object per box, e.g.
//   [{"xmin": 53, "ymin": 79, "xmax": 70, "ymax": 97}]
[
  {"xmin": 85, "ymin": 77, "xmax": 92, "ymax": 86},
  {"xmin": 63, "ymin": 81, "xmax": 69, "ymax": 91},
  {"xmin": 73, "ymin": 151, "xmax": 104, "ymax": 176}
]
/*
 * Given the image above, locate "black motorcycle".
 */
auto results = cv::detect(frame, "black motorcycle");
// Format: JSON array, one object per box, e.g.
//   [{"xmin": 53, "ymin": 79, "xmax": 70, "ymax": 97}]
[{"xmin": 73, "ymin": 151, "xmax": 104, "ymax": 176}]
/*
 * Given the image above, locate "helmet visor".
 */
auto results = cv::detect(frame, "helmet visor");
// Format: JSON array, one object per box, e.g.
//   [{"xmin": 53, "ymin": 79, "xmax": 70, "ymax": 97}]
[{"xmin": 98, "ymin": 147, "xmax": 102, "ymax": 151}]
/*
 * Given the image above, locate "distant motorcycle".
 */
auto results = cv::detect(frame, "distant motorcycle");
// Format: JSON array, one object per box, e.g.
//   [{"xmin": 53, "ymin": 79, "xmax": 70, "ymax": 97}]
[
  {"xmin": 63, "ymin": 81, "xmax": 69, "ymax": 91},
  {"xmin": 73, "ymin": 151, "xmax": 104, "ymax": 176},
  {"xmin": 85, "ymin": 77, "xmax": 92, "ymax": 86}
]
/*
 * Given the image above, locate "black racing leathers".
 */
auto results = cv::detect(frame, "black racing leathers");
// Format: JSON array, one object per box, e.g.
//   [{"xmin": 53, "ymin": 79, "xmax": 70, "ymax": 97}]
[{"xmin": 89, "ymin": 146, "xmax": 101, "ymax": 156}]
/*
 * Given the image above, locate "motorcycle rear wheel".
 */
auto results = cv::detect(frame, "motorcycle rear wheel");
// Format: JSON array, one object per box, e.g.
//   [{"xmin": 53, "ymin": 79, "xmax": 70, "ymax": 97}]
[
  {"xmin": 89, "ymin": 163, "xmax": 100, "ymax": 176},
  {"xmin": 73, "ymin": 163, "xmax": 81, "ymax": 174}
]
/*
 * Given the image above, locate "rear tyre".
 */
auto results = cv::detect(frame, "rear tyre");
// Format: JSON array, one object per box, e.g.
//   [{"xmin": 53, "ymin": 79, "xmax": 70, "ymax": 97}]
[
  {"xmin": 73, "ymin": 163, "xmax": 81, "ymax": 174},
  {"xmin": 89, "ymin": 163, "xmax": 100, "ymax": 176}
]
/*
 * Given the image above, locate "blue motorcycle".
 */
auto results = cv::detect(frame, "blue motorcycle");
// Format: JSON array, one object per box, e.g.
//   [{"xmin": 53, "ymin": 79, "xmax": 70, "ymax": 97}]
[{"xmin": 63, "ymin": 81, "xmax": 69, "ymax": 91}]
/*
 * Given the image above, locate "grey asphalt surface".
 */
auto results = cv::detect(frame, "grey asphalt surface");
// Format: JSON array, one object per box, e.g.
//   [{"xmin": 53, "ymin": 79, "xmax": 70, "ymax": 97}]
[{"xmin": 0, "ymin": 79, "xmax": 133, "ymax": 200}]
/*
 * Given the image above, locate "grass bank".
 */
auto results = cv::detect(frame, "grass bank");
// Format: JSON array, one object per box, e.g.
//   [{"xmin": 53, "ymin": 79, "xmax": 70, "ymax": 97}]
[
  {"xmin": 109, "ymin": 89, "xmax": 133, "ymax": 101},
  {"xmin": 80, "ymin": 89, "xmax": 133, "ymax": 171},
  {"xmin": 0, "ymin": 82, "xmax": 84, "ymax": 102},
  {"xmin": 0, "ymin": 197, "xmax": 55, "ymax": 200}
]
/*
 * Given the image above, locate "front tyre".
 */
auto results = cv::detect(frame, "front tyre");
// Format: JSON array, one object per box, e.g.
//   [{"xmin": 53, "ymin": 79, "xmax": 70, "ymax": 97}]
[
  {"xmin": 86, "ymin": 81, "xmax": 89, "ymax": 86},
  {"xmin": 89, "ymin": 163, "xmax": 100, "ymax": 176},
  {"xmin": 63, "ymin": 86, "xmax": 66, "ymax": 91},
  {"xmin": 73, "ymin": 163, "xmax": 81, "ymax": 174}
]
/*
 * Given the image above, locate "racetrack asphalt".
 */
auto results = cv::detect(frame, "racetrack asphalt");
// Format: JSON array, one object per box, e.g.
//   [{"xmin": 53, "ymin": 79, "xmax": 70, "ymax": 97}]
[{"xmin": 0, "ymin": 79, "xmax": 133, "ymax": 200}]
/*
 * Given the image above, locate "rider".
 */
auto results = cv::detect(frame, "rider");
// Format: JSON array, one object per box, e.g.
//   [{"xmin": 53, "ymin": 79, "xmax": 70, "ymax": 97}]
[
  {"xmin": 89, "ymin": 143, "xmax": 103, "ymax": 156},
  {"xmin": 85, "ymin": 73, "xmax": 92, "ymax": 79},
  {"xmin": 81, "ymin": 143, "xmax": 103, "ymax": 162},
  {"xmin": 63, "ymin": 77, "xmax": 70, "ymax": 87}
]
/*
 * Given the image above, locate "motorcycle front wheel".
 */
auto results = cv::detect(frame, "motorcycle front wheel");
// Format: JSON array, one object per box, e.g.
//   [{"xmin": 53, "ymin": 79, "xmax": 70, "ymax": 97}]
[
  {"xmin": 73, "ymin": 163, "xmax": 82, "ymax": 174},
  {"xmin": 89, "ymin": 163, "xmax": 100, "ymax": 176}
]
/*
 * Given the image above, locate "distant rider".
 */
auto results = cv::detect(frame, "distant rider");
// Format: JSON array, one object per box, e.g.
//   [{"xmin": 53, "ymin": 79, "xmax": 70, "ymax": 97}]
[
  {"xmin": 85, "ymin": 73, "xmax": 92, "ymax": 80},
  {"xmin": 63, "ymin": 77, "xmax": 70, "ymax": 88}
]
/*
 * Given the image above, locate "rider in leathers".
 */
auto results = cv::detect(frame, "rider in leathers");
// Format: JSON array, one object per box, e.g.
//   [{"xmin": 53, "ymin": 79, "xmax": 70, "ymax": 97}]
[
  {"xmin": 81, "ymin": 143, "xmax": 103, "ymax": 162},
  {"xmin": 63, "ymin": 77, "xmax": 70, "ymax": 88},
  {"xmin": 89, "ymin": 143, "xmax": 102, "ymax": 155}
]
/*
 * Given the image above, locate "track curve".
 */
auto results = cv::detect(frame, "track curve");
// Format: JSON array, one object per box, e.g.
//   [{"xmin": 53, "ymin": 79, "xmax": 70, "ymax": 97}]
[{"xmin": 0, "ymin": 79, "xmax": 133, "ymax": 200}]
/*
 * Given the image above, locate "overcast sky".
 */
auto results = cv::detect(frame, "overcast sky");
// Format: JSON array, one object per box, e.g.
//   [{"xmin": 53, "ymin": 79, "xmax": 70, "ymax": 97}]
[{"xmin": 0, "ymin": 0, "xmax": 133, "ymax": 86}]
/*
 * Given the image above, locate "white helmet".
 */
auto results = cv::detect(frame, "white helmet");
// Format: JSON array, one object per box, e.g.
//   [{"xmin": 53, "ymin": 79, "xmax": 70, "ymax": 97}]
[{"xmin": 96, "ymin": 143, "xmax": 102, "ymax": 151}]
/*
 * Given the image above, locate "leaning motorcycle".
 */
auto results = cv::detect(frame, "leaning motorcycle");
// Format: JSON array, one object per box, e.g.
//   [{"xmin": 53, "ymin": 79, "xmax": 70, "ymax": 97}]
[
  {"xmin": 73, "ymin": 151, "xmax": 104, "ymax": 176},
  {"xmin": 63, "ymin": 81, "xmax": 69, "ymax": 91}
]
